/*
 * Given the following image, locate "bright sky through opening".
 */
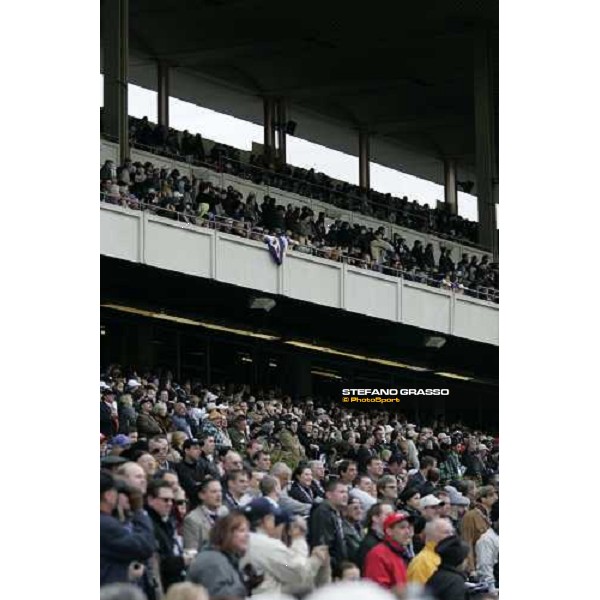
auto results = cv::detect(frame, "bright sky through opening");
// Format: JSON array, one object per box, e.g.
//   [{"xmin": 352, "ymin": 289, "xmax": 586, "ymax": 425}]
[{"xmin": 101, "ymin": 78, "xmax": 478, "ymax": 221}]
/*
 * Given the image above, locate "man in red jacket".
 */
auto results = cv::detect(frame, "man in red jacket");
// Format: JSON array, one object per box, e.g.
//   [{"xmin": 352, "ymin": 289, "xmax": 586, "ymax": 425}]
[{"xmin": 364, "ymin": 511, "xmax": 414, "ymax": 593}]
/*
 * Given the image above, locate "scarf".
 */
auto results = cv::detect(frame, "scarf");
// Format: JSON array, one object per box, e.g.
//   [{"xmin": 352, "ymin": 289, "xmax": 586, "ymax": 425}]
[{"xmin": 264, "ymin": 234, "xmax": 289, "ymax": 265}]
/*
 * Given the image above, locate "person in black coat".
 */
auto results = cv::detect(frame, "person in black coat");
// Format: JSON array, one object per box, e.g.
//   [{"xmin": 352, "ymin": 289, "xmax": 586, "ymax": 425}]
[
  {"xmin": 426, "ymin": 535, "xmax": 469, "ymax": 600},
  {"xmin": 100, "ymin": 471, "xmax": 155, "ymax": 588},
  {"xmin": 354, "ymin": 502, "xmax": 395, "ymax": 573},
  {"xmin": 289, "ymin": 464, "xmax": 316, "ymax": 508},
  {"xmin": 308, "ymin": 480, "xmax": 350, "ymax": 576},
  {"xmin": 146, "ymin": 480, "xmax": 190, "ymax": 592},
  {"xmin": 101, "ymin": 389, "xmax": 118, "ymax": 438},
  {"xmin": 175, "ymin": 439, "xmax": 207, "ymax": 502},
  {"xmin": 340, "ymin": 497, "xmax": 364, "ymax": 564},
  {"xmin": 356, "ymin": 438, "xmax": 377, "ymax": 472}
]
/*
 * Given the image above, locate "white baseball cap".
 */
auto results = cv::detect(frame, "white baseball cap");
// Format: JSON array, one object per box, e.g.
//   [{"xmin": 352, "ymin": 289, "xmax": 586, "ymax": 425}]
[{"xmin": 419, "ymin": 494, "xmax": 442, "ymax": 509}]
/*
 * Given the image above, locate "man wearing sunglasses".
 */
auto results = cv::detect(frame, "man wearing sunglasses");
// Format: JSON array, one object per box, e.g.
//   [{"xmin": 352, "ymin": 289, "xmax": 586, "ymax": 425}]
[
  {"xmin": 146, "ymin": 480, "xmax": 194, "ymax": 594},
  {"xmin": 433, "ymin": 490, "xmax": 453, "ymax": 519}
]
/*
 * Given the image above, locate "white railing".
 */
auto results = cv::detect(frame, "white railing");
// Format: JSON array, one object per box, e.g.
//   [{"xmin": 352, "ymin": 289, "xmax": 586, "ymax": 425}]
[
  {"xmin": 100, "ymin": 193, "xmax": 499, "ymax": 304},
  {"xmin": 100, "ymin": 136, "xmax": 492, "ymax": 263},
  {"xmin": 100, "ymin": 200, "xmax": 499, "ymax": 345}
]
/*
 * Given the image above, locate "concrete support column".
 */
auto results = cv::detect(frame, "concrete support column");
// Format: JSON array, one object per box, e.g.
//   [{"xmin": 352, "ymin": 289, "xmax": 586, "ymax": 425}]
[
  {"xmin": 474, "ymin": 29, "xmax": 498, "ymax": 259},
  {"xmin": 275, "ymin": 98, "xmax": 287, "ymax": 164},
  {"xmin": 444, "ymin": 158, "xmax": 458, "ymax": 215},
  {"xmin": 101, "ymin": 0, "xmax": 129, "ymax": 163},
  {"xmin": 359, "ymin": 130, "xmax": 370, "ymax": 191},
  {"xmin": 157, "ymin": 61, "xmax": 170, "ymax": 129},
  {"xmin": 263, "ymin": 97, "xmax": 276, "ymax": 167}
]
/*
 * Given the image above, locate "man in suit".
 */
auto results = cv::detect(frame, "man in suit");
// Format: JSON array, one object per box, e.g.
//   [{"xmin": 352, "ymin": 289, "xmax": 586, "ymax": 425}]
[
  {"xmin": 309, "ymin": 460, "xmax": 326, "ymax": 501},
  {"xmin": 183, "ymin": 478, "xmax": 228, "ymax": 551}
]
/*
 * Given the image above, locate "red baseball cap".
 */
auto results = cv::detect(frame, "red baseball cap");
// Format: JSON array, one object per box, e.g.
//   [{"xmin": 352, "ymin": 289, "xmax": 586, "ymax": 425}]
[{"xmin": 383, "ymin": 512, "xmax": 413, "ymax": 530}]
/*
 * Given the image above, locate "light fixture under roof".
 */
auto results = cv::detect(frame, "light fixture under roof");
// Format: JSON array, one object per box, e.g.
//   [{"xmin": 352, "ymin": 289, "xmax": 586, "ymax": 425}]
[
  {"xmin": 285, "ymin": 341, "xmax": 430, "ymax": 373},
  {"xmin": 435, "ymin": 372, "xmax": 473, "ymax": 381},
  {"xmin": 249, "ymin": 297, "xmax": 277, "ymax": 312},
  {"xmin": 101, "ymin": 304, "xmax": 279, "ymax": 341},
  {"xmin": 100, "ymin": 304, "xmax": 477, "ymax": 382},
  {"xmin": 424, "ymin": 336, "xmax": 446, "ymax": 349},
  {"xmin": 311, "ymin": 370, "xmax": 342, "ymax": 380}
]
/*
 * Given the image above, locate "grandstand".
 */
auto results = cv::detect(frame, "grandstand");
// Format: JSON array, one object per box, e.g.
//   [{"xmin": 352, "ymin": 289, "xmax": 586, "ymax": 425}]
[
  {"xmin": 102, "ymin": 114, "xmax": 483, "ymax": 248},
  {"xmin": 100, "ymin": 0, "xmax": 498, "ymax": 427},
  {"xmin": 99, "ymin": 142, "xmax": 499, "ymax": 300},
  {"xmin": 100, "ymin": 2, "xmax": 499, "ymax": 598}
]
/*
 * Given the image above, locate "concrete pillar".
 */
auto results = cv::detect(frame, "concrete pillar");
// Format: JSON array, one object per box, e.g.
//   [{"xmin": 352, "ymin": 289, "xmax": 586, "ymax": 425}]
[
  {"xmin": 275, "ymin": 98, "xmax": 287, "ymax": 164},
  {"xmin": 101, "ymin": 0, "xmax": 129, "ymax": 163},
  {"xmin": 359, "ymin": 130, "xmax": 370, "ymax": 191},
  {"xmin": 263, "ymin": 97, "xmax": 275, "ymax": 167},
  {"xmin": 157, "ymin": 61, "xmax": 170, "ymax": 129},
  {"xmin": 444, "ymin": 158, "xmax": 458, "ymax": 215},
  {"xmin": 474, "ymin": 29, "xmax": 498, "ymax": 259}
]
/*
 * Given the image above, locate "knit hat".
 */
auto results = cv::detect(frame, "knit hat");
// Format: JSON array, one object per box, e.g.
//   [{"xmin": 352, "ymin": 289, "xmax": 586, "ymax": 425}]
[{"xmin": 435, "ymin": 535, "xmax": 469, "ymax": 567}]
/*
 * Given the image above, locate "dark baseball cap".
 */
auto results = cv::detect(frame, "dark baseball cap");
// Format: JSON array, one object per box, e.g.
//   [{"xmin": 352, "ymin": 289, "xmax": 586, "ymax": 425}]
[
  {"xmin": 101, "ymin": 455, "xmax": 128, "ymax": 468},
  {"xmin": 243, "ymin": 497, "xmax": 292, "ymax": 526}
]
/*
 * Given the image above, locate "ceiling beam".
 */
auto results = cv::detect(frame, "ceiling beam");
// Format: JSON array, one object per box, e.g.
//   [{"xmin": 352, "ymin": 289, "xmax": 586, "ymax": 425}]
[
  {"xmin": 132, "ymin": 38, "xmax": 307, "ymax": 67},
  {"xmin": 263, "ymin": 76, "xmax": 434, "ymax": 100},
  {"xmin": 372, "ymin": 114, "xmax": 472, "ymax": 134}
]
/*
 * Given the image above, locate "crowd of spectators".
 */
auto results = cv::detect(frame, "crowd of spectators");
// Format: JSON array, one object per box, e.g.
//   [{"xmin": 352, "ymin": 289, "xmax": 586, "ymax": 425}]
[
  {"xmin": 100, "ymin": 365, "xmax": 499, "ymax": 600},
  {"xmin": 100, "ymin": 158, "xmax": 499, "ymax": 303},
  {"xmin": 101, "ymin": 113, "xmax": 480, "ymax": 246}
]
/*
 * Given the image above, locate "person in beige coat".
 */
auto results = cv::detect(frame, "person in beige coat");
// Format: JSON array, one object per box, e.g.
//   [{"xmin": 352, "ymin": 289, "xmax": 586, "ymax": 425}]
[
  {"xmin": 240, "ymin": 498, "xmax": 330, "ymax": 596},
  {"xmin": 183, "ymin": 479, "xmax": 228, "ymax": 551}
]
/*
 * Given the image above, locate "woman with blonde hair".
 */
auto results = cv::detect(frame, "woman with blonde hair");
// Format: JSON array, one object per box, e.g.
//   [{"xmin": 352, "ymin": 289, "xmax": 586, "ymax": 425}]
[
  {"xmin": 171, "ymin": 431, "xmax": 188, "ymax": 461},
  {"xmin": 164, "ymin": 582, "xmax": 208, "ymax": 600},
  {"xmin": 153, "ymin": 401, "xmax": 173, "ymax": 434}
]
